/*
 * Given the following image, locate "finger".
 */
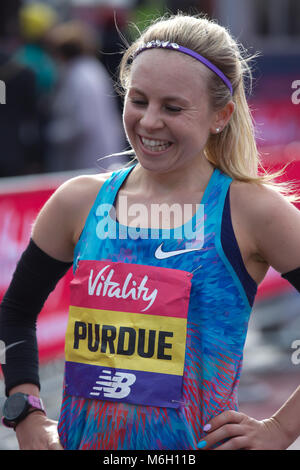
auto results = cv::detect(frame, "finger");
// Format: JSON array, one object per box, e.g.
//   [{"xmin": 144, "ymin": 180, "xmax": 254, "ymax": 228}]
[
  {"xmin": 46, "ymin": 434, "xmax": 64, "ymax": 450},
  {"xmin": 21, "ymin": 442, "xmax": 50, "ymax": 450},
  {"xmin": 204, "ymin": 410, "xmax": 245, "ymax": 432},
  {"xmin": 214, "ymin": 436, "xmax": 249, "ymax": 450},
  {"xmin": 198, "ymin": 423, "xmax": 244, "ymax": 450},
  {"xmin": 49, "ymin": 441, "xmax": 64, "ymax": 450}
]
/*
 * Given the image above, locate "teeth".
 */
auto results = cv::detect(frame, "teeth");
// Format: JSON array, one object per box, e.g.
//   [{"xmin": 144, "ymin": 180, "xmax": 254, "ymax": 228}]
[
  {"xmin": 141, "ymin": 137, "xmax": 171, "ymax": 152},
  {"xmin": 142, "ymin": 138, "xmax": 167, "ymax": 146}
]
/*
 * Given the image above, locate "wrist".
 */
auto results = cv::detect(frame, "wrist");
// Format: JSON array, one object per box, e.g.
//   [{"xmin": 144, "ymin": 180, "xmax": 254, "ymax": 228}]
[
  {"xmin": 2, "ymin": 392, "xmax": 45, "ymax": 430},
  {"xmin": 8, "ymin": 383, "xmax": 40, "ymax": 397},
  {"xmin": 268, "ymin": 385, "xmax": 300, "ymax": 447},
  {"xmin": 14, "ymin": 408, "xmax": 46, "ymax": 431},
  {"xmin": 268, "ymin": 415, "xmax": 298, "ymax": 448}
]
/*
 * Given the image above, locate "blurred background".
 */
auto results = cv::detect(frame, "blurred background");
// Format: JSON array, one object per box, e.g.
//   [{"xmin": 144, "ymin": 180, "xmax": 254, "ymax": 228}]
[{"xmin": 0, "ymin": 0, "xmax": 300, "ymax": 450}]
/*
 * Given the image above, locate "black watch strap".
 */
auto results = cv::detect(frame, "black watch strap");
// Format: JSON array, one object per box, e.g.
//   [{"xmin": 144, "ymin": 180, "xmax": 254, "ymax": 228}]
[{"xmin": 13, "ymin": 407, "xmax": 46, "ymax": 431}]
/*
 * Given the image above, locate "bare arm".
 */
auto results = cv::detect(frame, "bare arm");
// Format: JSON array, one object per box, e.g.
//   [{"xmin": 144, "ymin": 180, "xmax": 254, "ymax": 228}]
[{"xmin": 251, "ymin": 185, "xmax": 300, "ymax": 274}]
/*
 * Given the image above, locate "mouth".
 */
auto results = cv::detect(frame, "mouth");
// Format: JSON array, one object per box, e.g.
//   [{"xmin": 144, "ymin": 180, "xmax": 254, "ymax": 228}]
[{"xmin": 139, "ymin": 135, "xmax": 173, "ymax": 154}]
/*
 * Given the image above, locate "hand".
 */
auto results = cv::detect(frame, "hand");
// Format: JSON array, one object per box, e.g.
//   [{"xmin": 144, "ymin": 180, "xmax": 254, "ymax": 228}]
[
  {"xmin": 15, "ymin": 411, "xmax": 63, "ymax": 450},
  {"xmin": 197, "ymin": 410, "xmax": 292, "ymax": 450}
]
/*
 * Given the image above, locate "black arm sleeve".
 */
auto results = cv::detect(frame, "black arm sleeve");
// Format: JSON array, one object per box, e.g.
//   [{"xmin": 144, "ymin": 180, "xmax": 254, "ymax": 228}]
[
  {"xmin": 0, "ymin": 239, "xmax": 72, "ymax": 396},
  {"xmin": 282, "ymin": 267, "xmax": 300, "ymax": 293}
]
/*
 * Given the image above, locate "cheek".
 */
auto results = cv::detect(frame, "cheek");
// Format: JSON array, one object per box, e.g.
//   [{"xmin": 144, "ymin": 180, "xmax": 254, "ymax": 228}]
[
  {"xmin": 190, "ymin": 113, "xmax": 213, "ymax": 142},
  {"xmin": 122, "ymin": 103, "xmax": 137, "ymax": 138},
  {"xmin": 181, "ymin": 121, "xmax": 212, "ymax": 155},
  {"xmin": 122, "ymin": 108, "xmax": 133, "ymax": 140}
]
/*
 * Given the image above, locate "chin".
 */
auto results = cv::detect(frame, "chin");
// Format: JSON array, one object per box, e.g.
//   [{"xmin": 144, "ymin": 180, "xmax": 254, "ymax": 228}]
[{"xmin": 135, "ymin": 156, "xmax": 177, "ymax": 174}]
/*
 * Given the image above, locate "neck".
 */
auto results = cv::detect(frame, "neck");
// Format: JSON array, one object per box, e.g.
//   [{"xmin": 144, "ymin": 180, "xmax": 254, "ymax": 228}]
[{"xmin": 131, "ymin": 157, "xmax": 215, "ymax": 196}]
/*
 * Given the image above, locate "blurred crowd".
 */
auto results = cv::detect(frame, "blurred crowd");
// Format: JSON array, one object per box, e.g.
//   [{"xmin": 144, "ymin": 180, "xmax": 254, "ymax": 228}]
[{"xmin": 0, "ymin": 0, "xmax": 212, "ymax": 177}]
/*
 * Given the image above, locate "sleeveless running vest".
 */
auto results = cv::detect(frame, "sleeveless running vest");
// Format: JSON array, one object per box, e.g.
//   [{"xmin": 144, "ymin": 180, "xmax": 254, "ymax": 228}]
[{"xmin": 57, "ymin": 165, "xmax": 257, "ymax": 450}]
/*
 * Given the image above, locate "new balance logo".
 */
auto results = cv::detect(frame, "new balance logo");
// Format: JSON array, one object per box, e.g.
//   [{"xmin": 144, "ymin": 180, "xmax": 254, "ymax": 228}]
[{"xmin": 90, "ymin": 370, "xmax": 136, "ymax": 399}]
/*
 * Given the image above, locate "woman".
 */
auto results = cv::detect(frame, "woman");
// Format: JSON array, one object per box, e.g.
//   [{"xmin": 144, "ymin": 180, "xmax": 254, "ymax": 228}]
[{"xmin": 1, "ymin": 13, "xmax": 300, "ymax": 450}]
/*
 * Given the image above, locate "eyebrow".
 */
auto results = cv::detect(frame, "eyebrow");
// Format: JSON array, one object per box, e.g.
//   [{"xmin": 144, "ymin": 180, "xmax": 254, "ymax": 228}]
[{"xmin": 128, "ymin": 87, "xmax": 190, "ymax": 106}]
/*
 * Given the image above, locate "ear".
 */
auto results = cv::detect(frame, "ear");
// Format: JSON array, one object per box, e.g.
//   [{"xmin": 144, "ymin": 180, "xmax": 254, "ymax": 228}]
[{"xmin": 210, "ymin": 101, "xmax": 235, "ymax": 134}]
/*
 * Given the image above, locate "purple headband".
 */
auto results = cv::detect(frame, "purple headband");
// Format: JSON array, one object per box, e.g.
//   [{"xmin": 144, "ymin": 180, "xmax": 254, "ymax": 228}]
[{"xmin": 133, "ymin": 40, "xmax": 233, "ymax": 95}]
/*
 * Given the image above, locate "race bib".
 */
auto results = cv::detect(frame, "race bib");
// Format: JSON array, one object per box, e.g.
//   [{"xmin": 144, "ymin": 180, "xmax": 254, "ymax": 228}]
[{"xmin": 64, "ymin": 260, "xmax": 192, "ymax": 408}]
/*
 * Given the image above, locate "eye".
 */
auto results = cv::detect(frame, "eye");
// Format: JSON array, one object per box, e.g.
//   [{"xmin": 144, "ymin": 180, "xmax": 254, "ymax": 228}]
[
  {"xmin": 165, "ymin": 105, "xmax": 182, "ymax": 113},
  {"xmin": 130, "ymin": 98, "xmax": 147, "ymax": 106}
]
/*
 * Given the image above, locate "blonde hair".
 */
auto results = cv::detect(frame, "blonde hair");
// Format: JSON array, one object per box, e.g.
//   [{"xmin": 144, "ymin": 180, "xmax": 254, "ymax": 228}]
[{"xmin": 118, "ymin": 13, "xmax": 299, "ymax": 202}]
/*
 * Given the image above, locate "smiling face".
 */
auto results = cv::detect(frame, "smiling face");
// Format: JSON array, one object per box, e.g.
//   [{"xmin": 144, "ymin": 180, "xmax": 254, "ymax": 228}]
[{"xmin": 123, "ymin": 48, "xmax": 220, "ymax": 174}]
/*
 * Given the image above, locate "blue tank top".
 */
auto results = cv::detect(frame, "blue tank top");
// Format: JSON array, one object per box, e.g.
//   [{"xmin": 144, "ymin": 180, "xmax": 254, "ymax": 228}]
[{"xmin": 57, "ymin": 165, "xmax": 257, "ymax": 450}]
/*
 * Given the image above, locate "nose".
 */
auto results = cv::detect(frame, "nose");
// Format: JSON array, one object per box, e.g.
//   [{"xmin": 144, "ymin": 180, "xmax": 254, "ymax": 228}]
[{"xmin": 140, "ymin": 104, "xmax": 164, "ymax": 132}]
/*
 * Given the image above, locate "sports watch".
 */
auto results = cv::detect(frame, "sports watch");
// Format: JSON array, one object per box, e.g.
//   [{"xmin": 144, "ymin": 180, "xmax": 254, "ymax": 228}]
[{"xmin": 2, "ymin": 392, "xmax": 45, "ymax": 429}]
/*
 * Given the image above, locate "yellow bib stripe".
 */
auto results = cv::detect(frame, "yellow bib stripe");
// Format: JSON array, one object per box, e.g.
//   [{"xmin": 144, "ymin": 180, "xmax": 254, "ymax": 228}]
[{"xmin": 65, "ymin": 306, "xmax": 187, "ymax": 376}]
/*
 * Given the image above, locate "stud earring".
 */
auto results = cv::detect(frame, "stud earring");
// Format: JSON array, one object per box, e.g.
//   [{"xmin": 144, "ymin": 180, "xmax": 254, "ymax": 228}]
[{"xmin": 216, "ymin": 128, "xmax": 220, "ymax": 133}]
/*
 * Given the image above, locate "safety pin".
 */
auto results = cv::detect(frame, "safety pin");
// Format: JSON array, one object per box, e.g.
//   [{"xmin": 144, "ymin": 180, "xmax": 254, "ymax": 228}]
[
  {"xmin": 171, "ymin": 399, "xmax": 188, "ymax": 406},
  {"xmin": 189, "ymin": 264, "xmax": 202, "ymax": 276}
]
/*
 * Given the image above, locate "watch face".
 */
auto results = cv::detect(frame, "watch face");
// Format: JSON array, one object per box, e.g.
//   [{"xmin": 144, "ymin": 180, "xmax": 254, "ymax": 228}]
[{"xmin": 3, "ymin": 393, "xmax": 27, "ymax": 421}]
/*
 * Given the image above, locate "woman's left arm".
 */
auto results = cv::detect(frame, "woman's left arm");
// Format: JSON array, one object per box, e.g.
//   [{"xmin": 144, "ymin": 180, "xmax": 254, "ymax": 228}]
[
  {"xmin": 198, "ymin": 184, "xmax": 300, "ymax": 450},
  {"xmin": 198, "ymin": 387, "xmax": 300, "ymax": 450}
]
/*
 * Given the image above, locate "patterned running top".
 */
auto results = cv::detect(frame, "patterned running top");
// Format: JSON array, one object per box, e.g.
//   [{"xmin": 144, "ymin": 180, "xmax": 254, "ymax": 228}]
[{"xmin": 57, "ymin": 164, "xmax": 257, "ymax": 450}]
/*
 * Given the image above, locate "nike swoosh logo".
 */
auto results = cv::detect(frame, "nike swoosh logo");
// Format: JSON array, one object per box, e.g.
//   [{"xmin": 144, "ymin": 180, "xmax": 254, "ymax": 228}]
[
  {"xmin": 154, "ymin": 243, "xmax": 202, "ymax": 259},
  {"xmin": 4, "ymin": 340, "xmax": 26, "ymax": 352},
  {"xmin": 0, "ymin": 341, "xmax": 26, "ymax": 363}
]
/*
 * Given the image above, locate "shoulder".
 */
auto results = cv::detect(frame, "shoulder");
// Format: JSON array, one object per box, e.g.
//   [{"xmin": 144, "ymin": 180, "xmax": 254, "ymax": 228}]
[
  {"xmin": 230, "ymin": 179, "xmax": 299, "ymax": 223},
  {"xmin": 230, "ymin": 179, "xmax": 300, "ymax": 271},
  {"xmin": 53, "ymin": 171, "xmax": 113, "ymax": 205},
  {"xmin": 31, "ymin": 172, "xmax": 113, "ymax": 261},
  {"xmin": 51, "ymin": 171, "xmax": 113, "ymax": 233}
]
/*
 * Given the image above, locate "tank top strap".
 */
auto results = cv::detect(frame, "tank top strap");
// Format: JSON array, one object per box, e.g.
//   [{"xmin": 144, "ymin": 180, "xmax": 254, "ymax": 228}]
[
  {"xmin": 199, "ymin": 168, "xmax": 233, "ymax": 237},
  {"xmin": 73, "ymin": 164, "xmax": 136, "ymax": 269},
  {"xmin": 95, "ymin": 164, "xmax": 137, "ymax": 206},
  {"xmin": 208, "ymin": 170, "xmax": 254, "ymax": 311}
]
